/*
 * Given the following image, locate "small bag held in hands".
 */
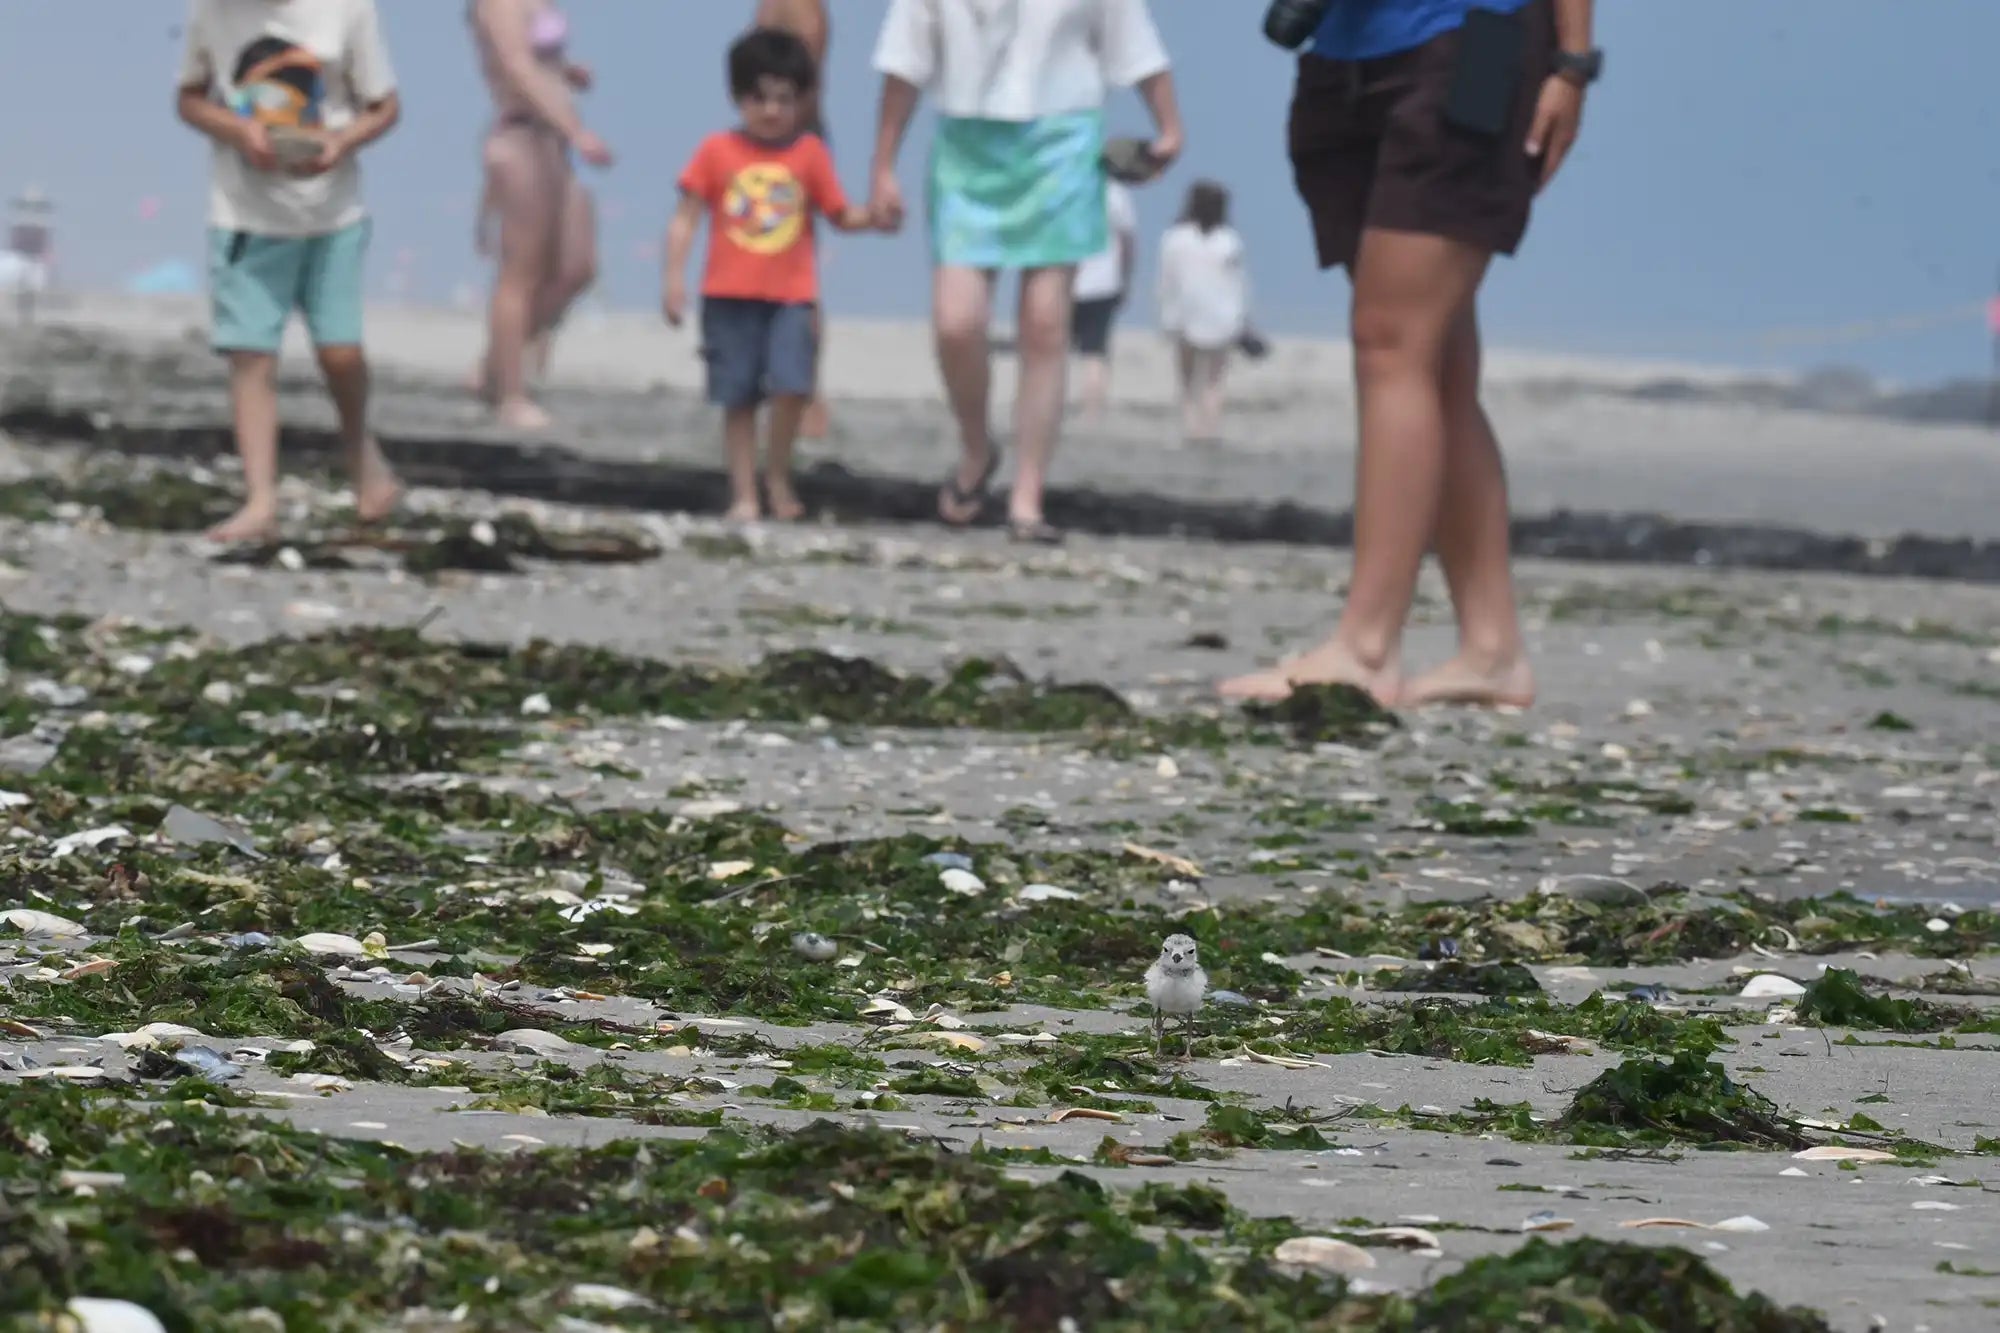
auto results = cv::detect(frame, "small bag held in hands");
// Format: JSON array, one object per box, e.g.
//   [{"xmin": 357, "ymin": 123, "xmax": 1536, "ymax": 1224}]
[
  {"xmin": 1102, "ymin": 136, "xmax": 1161, "ymax": 186},
  {"xmin": 268, "ymin": 126, "xmax": 322, "ymax": 170}
]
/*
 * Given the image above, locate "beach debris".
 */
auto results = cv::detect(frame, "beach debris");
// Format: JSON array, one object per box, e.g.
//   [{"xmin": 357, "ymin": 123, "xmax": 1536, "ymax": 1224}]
[
  {"xmin": 938, "ymin": 868, "xmax": 985, "ymax": 896},
  {"xmin": 1793, "ymin": 1146, "xmax": 1898, "ymax": 1163},
  {"xmin": 1543, "ymin": 874, "xmax": 1648, "ymax": 906},
  {"xmin": 1242, "ymin": 682, "xmax": 1398, "ymax": 747},
  {"xmin": 1358, "ymin": 1227, "xmax": 1443, "ymax": 1254},
  {"xmin": 51, "ymin": 825, "xmax": 130, "ymax": 857},
  {"xmin": 566, "ymin": 1284, "xmax": 654, "ymax": 1312},
  {"xmin": 136, "ymin": 1045, "xmax": 243, "ymax": 1083},
  {"xmin": 1522, "ymin": 1211, "xmax": 1575, "ymax": 1233},
  {"xmin": 1122, "ymin": 842, "xmax": 1203, "ymax": 878},
  {"xmin": 1626, "ymin": 985, "xmax": 1672, "ymax": 1004},
  {"xmin": 161, "ymin": 803, "xmax": 263, "ymax": 858},
  {"xmin": 493, "ymin": 1030, "xmax": 577, "ymax": 1057},
  {"xmin": 1416, "ymin": 936, "xmax": 1460, "ymax": 961},
  {"xmin": 1273, "ymin": 1236, "xmax": 1377, "ymax": 1274},
  {"xmin": 1208, "ymin": 989, "xmax": 1255, "ymax": 1008},
  {"xmin": 64, "ymin": 1298, "xmax": 168, "ymax": 1333},
  {"xmin": 103, "ymin": 1022, "xmax": 206, "ymax": 1051},
  {"xmin": 1739, "ymin": 974, "xmax": 1808, "ymax": 999},
  {"xmin": 861, "ymin": 998, "xmax": 917, "ymax": 1024},
  {"xmin": 921, "ymin": 852, "xmax": 973, "ymax": 872},
  {"xmin": 1620, "ymin": 1216, "xmax": 1770, "ymax": 1233},
  {"xmin": 296, "ymin": 932, "xmax": 369, "ymax": 958},
  {"xmin": 1047, "ymin": 1107, "xmax": 1124, "ymax": 1123},
  {"xmin": 2, "ymin": 908, "xmax": 86, "ymax": 937}
]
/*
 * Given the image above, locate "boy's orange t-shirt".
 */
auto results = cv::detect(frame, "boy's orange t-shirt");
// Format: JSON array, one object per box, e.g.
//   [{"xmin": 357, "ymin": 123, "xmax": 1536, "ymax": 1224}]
[{"xmin": 678, "ymin": 130, "xmax": 848, "ymax": 304}]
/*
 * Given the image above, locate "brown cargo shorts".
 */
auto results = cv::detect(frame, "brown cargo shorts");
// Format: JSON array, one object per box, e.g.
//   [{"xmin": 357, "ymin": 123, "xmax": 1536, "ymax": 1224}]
[{"xmin": 1288, "ymin": 0, "xmax": 1556, "ymax": 270}]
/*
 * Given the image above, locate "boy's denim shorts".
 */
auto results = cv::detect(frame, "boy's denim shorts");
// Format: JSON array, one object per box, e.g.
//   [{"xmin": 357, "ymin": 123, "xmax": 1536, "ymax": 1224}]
[
  {"xmin": 207, "ymin": 218, "xmax": 370, "ymax": 353},
  {"xmin": 699, "ymin": 298, "xmax": 818, "ymax": 409}
]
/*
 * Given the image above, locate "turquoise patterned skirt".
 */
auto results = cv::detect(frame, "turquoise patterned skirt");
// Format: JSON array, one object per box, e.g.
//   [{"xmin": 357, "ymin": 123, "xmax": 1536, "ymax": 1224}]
[{"xmin": 928, "ymin": 110, "xmax": 1107, "ymax": 270}]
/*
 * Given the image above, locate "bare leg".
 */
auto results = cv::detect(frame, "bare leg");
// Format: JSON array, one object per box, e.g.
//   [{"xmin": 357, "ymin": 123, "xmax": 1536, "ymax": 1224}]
[
  {"xmin": 1077, "ymin": 354, "xmax": 1110, "ymax": 422},
  {"xmin": 722, "ymin": 406, "xmax": 762, "ymax": 522},
  {"xmin": 1175, "ymin": 339, "xmax": 1204, "ymax": 439},
  {"xmin": 933, "ymin": 265, "xmax": 998, "ymax": 524},
  {"xmin": 1197, "ymin": 347, "xmax": 1230, "ymax": 440},
  {"xmin": 1009, "ymin": 265, "xmax": 1075, "ymax": 527},
  {"xmin": 481, "ymin": 125, "xmax": 560, "ymax": 431},
  {"xmin": 1401, "ymin": 308, "xmax": 1535, "ymax": 707},
  {"xmin": 1219, "ymin": 229, "xmax": 1491, "ymax": 705},
  {"xmin": 316, "ymin": 344, "xmax": 402, "ymax": 525},
  {"xmin": 208, "ymin": 351, "xmax": 283, "ymax": 542},
  {"xmin": 763, "ymin": 394, "xmax": 808, "ymax": 521},
  {"xmin": 527, "ymin": 171, "xmax": 597, "ymax": 387}
]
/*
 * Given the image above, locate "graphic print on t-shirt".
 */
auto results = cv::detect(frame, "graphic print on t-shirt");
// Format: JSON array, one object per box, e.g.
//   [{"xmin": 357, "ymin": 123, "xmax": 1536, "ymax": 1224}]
[
  {"xmin": 227, "ymin": 35, "xmax": 326, "ymax": 130},
  {"xmin": 721, "ymin": 163, "xmax": 806, "ymax": 257}
]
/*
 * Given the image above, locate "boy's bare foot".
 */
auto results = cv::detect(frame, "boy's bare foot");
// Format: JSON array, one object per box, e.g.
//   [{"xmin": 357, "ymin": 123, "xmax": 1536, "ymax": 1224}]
[
  {"xmin": 346, "ymin": 436, "xmax": 403, "ymax": 526},
  {"xmin": 1217, "ymin": 639, "xmax": 1400, "ymax": 708},
  {"xmin": 724, "ymin": 499, "xmax": 762, "ymax": 524},
  {"xmin": 1400, "ymin": 653, "xmax": 1537, "ymax": 710},
  {"xmin": 205, "ymin": 500, "xmax": 281, "ymax": 545},
  {"xmin": 492, "ymin": 398, "xmax": 554, "ymax": 433},
  {"xmin": 764, "ymin": 481, "xmax": 806, "ymax": 522}
]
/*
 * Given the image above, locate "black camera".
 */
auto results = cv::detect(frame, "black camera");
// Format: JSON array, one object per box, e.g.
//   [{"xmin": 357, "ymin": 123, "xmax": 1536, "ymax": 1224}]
[{"xmin": 1264, "ymin": 0, "xmax": 1336, "ymax": 51}]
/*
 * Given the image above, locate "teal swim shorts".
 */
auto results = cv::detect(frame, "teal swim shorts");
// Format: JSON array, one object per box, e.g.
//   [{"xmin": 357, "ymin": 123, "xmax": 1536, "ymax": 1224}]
[{"xmin": 207, "ymin": 218, "xmax": 371, "ymax": 353}]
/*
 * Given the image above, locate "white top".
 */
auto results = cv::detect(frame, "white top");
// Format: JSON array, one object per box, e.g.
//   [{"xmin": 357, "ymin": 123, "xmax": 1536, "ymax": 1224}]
[
  {"xmin": 1073, "ymin": 181, "xmax": 1137, "ymax": 302},
  {"xmin": 1158, "ymin": 221, "xmax": 1249, "ymax": 350},
  {"xmin": 873, "ymin": 0, "xmax": 1170, "ymax": 122},
  {"xmin": 178, "ymin": 0, "xmax": 398, "ymax": 237}
]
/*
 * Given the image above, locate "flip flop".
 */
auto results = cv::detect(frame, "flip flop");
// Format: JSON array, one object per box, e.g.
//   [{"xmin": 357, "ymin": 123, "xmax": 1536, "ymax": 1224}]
[
  {"xmin": 1007, "ymin": 518, "xmax": 1065, "ymax": 547},
  {"xmin": 938, "ymin": 441, "xmax": 1002, "ymax": 528}
]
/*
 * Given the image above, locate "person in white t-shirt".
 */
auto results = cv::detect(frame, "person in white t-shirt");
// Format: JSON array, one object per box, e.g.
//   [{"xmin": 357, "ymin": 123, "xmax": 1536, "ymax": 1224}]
[
  {"xmin": 176, "ymin": 0, "xmax": 403, "ymax": 543},
  {"xmin": 1157, "ymin": 180, "xmax": 1249, "ymax": 443},
  {"xmin": 868, "ymin": 0, "xmax": 1184, "ymax": 546},
  {"xmin": 1069, "ymin": 179, "xmax": 1136, "ymax": 422}
]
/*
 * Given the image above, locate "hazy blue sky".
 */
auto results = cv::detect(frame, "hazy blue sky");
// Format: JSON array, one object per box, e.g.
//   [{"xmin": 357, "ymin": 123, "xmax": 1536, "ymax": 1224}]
[{"xmin": 2, "ymin": 1, "xmax": 1996, "ymax": 379}]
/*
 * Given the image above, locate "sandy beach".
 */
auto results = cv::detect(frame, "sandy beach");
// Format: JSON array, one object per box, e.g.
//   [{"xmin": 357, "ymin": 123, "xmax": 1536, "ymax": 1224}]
[{"xmin": 2, "ymin": 299, "xmax": 1998, "ymax": 1331}]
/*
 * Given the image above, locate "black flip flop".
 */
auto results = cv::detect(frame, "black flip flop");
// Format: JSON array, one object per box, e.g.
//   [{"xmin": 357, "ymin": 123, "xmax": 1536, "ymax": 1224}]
[{"xmin": 938, "ymin": 442, "xmax": 1002, "ymax": 528}]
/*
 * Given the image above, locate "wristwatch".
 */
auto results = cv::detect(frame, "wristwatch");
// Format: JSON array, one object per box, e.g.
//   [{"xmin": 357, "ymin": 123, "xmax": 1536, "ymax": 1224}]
[{"xmin": 1553, "ymin": 48, "xmax": 1604, "ymax": 87}]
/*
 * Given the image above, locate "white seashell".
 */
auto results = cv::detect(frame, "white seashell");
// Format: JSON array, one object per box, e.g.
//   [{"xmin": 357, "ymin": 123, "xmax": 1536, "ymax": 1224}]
[
  {"xmin": 65, "ymin": 1298, "xmax": 168, "ymax": 1333},
  {"xmin": 1357, "ymin": 1226, "xmax": 1441, "ymax": 1253},
  {"xmin": 791, "ymin": 932, "xmax": 838, "ymax": 962},
  {"xmin": 707, "ymin": 860, "xmax": 755, "ymax": 880},
  {"xmin": 1708, "ymin": 1216, "xmax": 1770, "ymax": 1233},
  {"xmin": 995, "ymin": 1032, "xmax": 1058, "ymax": 1046},
  {"xmin": 494, "ymin": 1029, "xmax": 576, "ymax": 1056},
  {"xmin": 296, "ymin": 932, "xmax": 368, "ymax": 958},
  {"xmin": 1925, "ymin": 918, "xmax": 1950, "ymax": 933},
  {"xmin": 59, "ymin": 1171, "xmax": 127, "ymax": 1190},
  {"xmin": 276, "ymin": 547, "xmax": 306, "ymax": 572},
  {"xmin": 1273, "ymin": 1236, "xmax": 1376, "ymax": 1274},
  {"xmin": 200, "ymin": 680, "xmax": 237, "ymax": 706},
  {"xmin": 1244, "ymin": 1050, "xmax": 1330, "ymax": 1070},
  {"xmin": 1155, "ymin": 755, "xmax": 1180, "ymax": 779},
  {"xmin": 904, "ymin": 1031, "xmax": 987, "ymax": 1053},
  {"xmin": 102, "ymin": 1022, "xmax": 206, "ymax": 1050},
  {"xmin": 939, "ymin": 868, "xmax": 985, "ymax": 895},
  {"xmin": 286, "ymin": 1073, "xmax": 351, "ymax": 1092},
  {"xmin": 1521, "ymin": 1212, "xmax": 1575, "ymax": 1233},
  {"xmin": 1778, "ymin": 1167, "xmax": 1809, "ymax": 1177},
  {"xmin": 0, "ymin": 789, "xmax": 31, "ymax": 808},
  {"xmin": 1018, "ymin": 883, "xmax": 1078, "ymax": 902},
  {"xmin": 1739, "ymin": 974, "xmax": 1807, "ymax": 999},
  {"xmin": 1047, "ymin": 1107, "xmax": 1123, "ymax": 1123},
  {"xmin": 2, "ymin": 908, "xmax": 87, "ymax": 936},
  {"xmin": 52, "ymin": 825, "xmax": 131, "ymax": 857},
  {"xmin": 19, "ymin": 1066, "xmax": 117, "ymax": 1083},
  {"xmin": 1912, "ymin": 1201, "xmax": 1961, "ymax": 1211},
  {"xmin": 567, "ymin": 1284, "xmax": 652, "ymax": 1311},
  {"xmin": 520, "ymin": 692, "xmax": 553, "ymax": 716},
  {"xmin": 1622, "ymin": 699, "xmax": 1653, "ymax": 718},
  {"xmin": 861, "ymin": 998, "xmax": 916, "ymax": 1023},
  {"xmin": 1792, "ymin": 1145, "xmax": 1897, "ymax": 1163},
  {"xmin": 471, "ymin": 520, "xmax": 499, "ymax": 547}
]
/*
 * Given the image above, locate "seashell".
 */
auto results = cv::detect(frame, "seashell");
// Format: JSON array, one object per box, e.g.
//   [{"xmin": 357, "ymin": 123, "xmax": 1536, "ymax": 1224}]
[
  {"xmin": 296, "ymin": 932, "xmax": 368, "ymax": 958},
  {"xmin": 903, "ymin": 1032, "xmax": 987, "ymax": 1053},
  {"xmin": 1244, "ymin": 1049, "xmax": 1329, "ymax": 1070},
  {"xmin": 1541, "ymin": 874, "xmax": 1646, "ymax": 905},
  {"xmin": 19, "ymin": 1065, "xmax": 117, "ymax": 1083},
  {"xmin": 707, "ymin": 860, "xmax": 755, "ymax": 880},
  {"xmin": 168, "ymin": 1047, "xmax": 243, "ymax": 1082},
  {"xmin": 792, "ymin": 932, "xmax": 838, "ymax": 961},
  {"xmin": 1739, "ymin": 974, "xmax": 1807, "ymax": 999},
  {"xmin": 65, "ymin": 1298, "xmax": 168, "ymax": 1333},
  {"xmin": 1208, "ymin": 989, "xmax": 1255, "ymax": 1008},
  {"xmin": 1793, "ymin": 1145, "xmax": 1898, "ymax": 1163},
  {"xmin": 520, "ymin": 692, "xmax": 553, "ymax": 716},
  {"xmin": 285, "ymin": 1073, "xmax": 351, "ymax": 1092},
  {"xmin": 558, "ymin": 898, "xmax": 639, "ymax": 923},
  {"xmin": 939, "ymin": 868, "xmax": 986, "ymax": 895},
  {"xmin": 567, "ymin": 1284, "xmax": 652, "ymax": 1311},
  {"xmin": 1357, "ymin": 1226, "xmax": 1442, "ymax": 1252},
  {"xmin": 861, "ymin": 998, "xmax": 916, "ymax": 1023},
  {"xmin": 60, "ymin": 959, "xmax": 118, "ymax": 980},
  {"xmin": 2, "ymin": 908, "xmax": 86, "ymax": 937},
  {"xmin": 1047, "ymin": 1107, "xmax": 1124, "ymax": 1123},
  {"xmin": 1018, "ymin": 882, "xmax": 1078, "ymax": 902},
  {"xmin": 58, "ymin": 1171, "xmax": 127, "ymax": 1190},
  {"xmin": 102, "ymin": 1022, "xmax": 206, "ymax": 1050},
  {"xmin": 1912, "ymin": 1201, "xmax": 1961, "ymax": 1211},
  {"xmin": 1273, "ymin": 1236, "xmax": 1376, "ymax": 1274},
  {"xmin": 1709, "ymin": 1216, "xmax": 1770, "ymax": 1232},
  {"xmin": 1, "ymin": 1019, "xmax": 43, "ymax": 1039},
  {"xmin": 228, "ymin": 932, "xmax": 273, "ymax": 950},
  {"xmin": 922, "ymin": 851, "xmax": 974, "ymax": 872},
  {"xmin": 1122, "ymin": 842, "xmax": 1203, "ymax": 879},
  {"xmin": 51, "ymin": 825, "xmax": 131, "ymax": 858},
  {"xmin": 1619, "ymin": 1217, "xmax": 1708, "ymax": 1230},
  {"xmin": 1155, "ymin": 755, "xmax": 1180, "ymax": 778},
  {"xmin": 161, "ymin": 804, "xmax": 262, "ymax": 858},
  {"xmin": 994, "ymin": 1032, "xmax": 1058, "ymax": 1046},
  {"xmin": 1521, "ymin": 1211, "xmax": 1574, "ymax": 1233},
  {"xmin": 1925, "ymin": 918, "xmax": 1950, "ymax": 934},
  {"xmin": 1523, "ymin": 1029, "xmax": 1592, "ymax": 1054},
  {"xmin": 493, "ymin": 1029, "xmax": 576, "ymax": 1056},
  {"xmin": 575, "ymin": 943, "xmax": 615, "ymax": 957}
]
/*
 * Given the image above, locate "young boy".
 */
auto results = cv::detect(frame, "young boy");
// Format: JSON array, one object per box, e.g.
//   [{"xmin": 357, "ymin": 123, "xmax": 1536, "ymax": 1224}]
[
  {"xmin": 664, "ymin": 27, "xmax": 874, "ymax": 523},
  {"xmin": 175, "ymin": 0, "xmax": 404, "ymax": 543}
]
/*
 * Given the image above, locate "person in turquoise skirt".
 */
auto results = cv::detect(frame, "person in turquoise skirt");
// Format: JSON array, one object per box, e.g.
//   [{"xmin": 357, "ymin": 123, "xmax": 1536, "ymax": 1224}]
[{"xmin": 868, "ymin": 0, "xmax": 1183, "ymax": 544}]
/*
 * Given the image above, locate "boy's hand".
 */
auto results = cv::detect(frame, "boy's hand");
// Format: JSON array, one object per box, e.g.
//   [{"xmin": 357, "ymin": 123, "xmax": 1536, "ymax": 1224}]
[
  {"xmin": 296, "ymin": 129, "xmax": 355, "ymax": 177},
  {"xmin": 663, "ymin": 278, "xmax": 688, "ymax": 328},
  {"xmin": 233, "ymin": 121, "xmax": 279, "ymax": 173}
]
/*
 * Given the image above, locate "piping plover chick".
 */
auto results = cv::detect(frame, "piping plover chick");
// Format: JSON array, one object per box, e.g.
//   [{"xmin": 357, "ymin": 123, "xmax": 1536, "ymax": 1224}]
[{"xmin": 1145, "ymin": 933, "xmax": 1207, "ymax": 1058}]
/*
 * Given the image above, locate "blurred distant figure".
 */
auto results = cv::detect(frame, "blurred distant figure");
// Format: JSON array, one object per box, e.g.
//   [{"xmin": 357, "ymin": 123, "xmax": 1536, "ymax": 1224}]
[
  {"xmin": 1070, "ymin": 179, "xmax": 1137, "ymax": 422},
  {"xmin": 175, "ymin": 0, "xmax": 404, "ymax": 543},
  {"xmin": 468, "ymin": 0, "xmax": 612, "ymax": 432},
  {"xmin": 1158, "ymin": 180, "xmax": 1249, "ymax": 443},
  {"xmin": 4, "ymin": 185, "xmax": 54, "ymax": 323},
  {"xmin": 755, "ymin": 0, "xmax": 836, "ymax": 442}
]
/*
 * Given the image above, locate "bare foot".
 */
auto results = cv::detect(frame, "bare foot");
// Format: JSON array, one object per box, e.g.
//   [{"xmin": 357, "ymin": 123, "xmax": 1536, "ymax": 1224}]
[
  {"xmin": 724, "ymin": 499, "xmax": 762, "ymax": 525},
  {"xmin": 1217, "ymin": 640, "xmax": 1400, "ymax": 707},
  {"xmin": 492, "ymin": 397, "xmax": 554, "ymax": 433},
  {"xmin": 1400, "ymin": 653, "xmax": 1537, "ymax": 710},
  {"xmin": 800, "ymin": 397, "xmax": 831, "ymax": 441},
  {"xmin": 345, "ymin": 436, "xmax": 403, "ymax": 526},
  {"xmin": 205, "ymin": 501, "xmax": 280, "ymax": 545},
  {"xmin": 764, "ymin": 481, "xmax": 806, "ymax": 522}
]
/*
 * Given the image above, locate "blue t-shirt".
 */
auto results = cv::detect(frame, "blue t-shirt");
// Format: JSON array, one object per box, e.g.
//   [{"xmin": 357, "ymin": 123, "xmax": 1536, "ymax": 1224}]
[{"xmin": 1310, "ymin": 0, "xmax": 1532, "ymax": 62}]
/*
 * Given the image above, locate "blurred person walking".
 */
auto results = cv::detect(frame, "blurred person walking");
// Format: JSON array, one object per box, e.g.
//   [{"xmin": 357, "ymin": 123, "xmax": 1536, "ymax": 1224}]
[
  {"xmin": 867, "ymin": 0, "xmax": 1185, "ymax": 545},
  {"xmin": 468, "ymin": 0, "xmax": 612, "ymax": 432},
  {"xmin": 1070, "ymin": 178, "xmax": 1137, "ymax": 421},
  {"xmin": 1221, "ymin": 0, "xmax": 1597, "ymax": 708},
  {"xmin": 1156, "ymin": 179, "xmax": 1249, "ymax": 443}
]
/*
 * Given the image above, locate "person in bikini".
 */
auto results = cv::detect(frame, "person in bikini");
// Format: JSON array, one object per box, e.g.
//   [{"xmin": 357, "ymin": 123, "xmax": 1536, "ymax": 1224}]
[{"xmin": 467, "ymin": 0, "xmax": 612, "ymax": 432}]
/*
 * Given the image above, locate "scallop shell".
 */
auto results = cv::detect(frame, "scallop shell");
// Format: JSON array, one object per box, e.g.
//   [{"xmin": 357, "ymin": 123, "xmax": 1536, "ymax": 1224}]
[{"xmin": 1273, "ymin": 1236, "xmax": 1376, "ymax": 1274}]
